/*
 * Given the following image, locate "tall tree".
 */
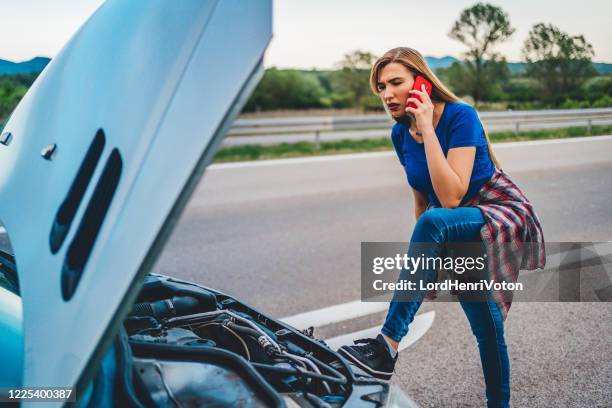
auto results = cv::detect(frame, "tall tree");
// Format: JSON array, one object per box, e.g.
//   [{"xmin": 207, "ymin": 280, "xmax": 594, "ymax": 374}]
[
  {"xmin": 332, "ymin": 50, "xmax": 377, "ymax": 111},
  {"xmin": 522, "ymin": 23, "xmax": 596, "ymax": 103},
  {"xmin": 438, "ymin": 58, "xmax": 509, "ymax": 103},
  {"xmin": 448, "ymin": 2, "xmax": 514, "ymax": 105}
]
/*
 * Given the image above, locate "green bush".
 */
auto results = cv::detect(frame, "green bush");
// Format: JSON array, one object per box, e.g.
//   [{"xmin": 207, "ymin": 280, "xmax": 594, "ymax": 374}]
[
  {"xmin": 501, "ymin": 78, "xmax": 539, "ymax": 102},
  {"xmin": 328, "ymin": 93, "xmax": 353, "ymax": 109},
  {"xmin": 362, "ymin": 94, "xmax": 385, "ymax": 112},
  {"xmin": 591, "ymin": 95, "xmax": 612, "ymax": 108},
  {"xmin": 580, "ymin": 75, "xmax": 612, "ymax": 102},
  {"xmin": 244, "ymin": 68, "xmax": 327, "ymax": 111},
  {"xmin": 560, "ymin": 99, "xmax": 592, "ymax": 109},
  {"xmin": 0, "ymin": 79, "xmax": 28, "ymax": 124}
]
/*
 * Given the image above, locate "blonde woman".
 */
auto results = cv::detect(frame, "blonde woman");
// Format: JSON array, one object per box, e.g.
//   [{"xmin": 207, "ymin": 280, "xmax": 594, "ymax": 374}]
[{"xmin": 339, "ymin": 48, "xmax": 545, "ymax": 408}]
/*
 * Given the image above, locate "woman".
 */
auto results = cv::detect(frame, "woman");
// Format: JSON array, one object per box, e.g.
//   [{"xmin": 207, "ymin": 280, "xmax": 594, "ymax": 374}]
[{"xmin": 339, "ymin": 48, "xmax": 545, "ymax": 408}]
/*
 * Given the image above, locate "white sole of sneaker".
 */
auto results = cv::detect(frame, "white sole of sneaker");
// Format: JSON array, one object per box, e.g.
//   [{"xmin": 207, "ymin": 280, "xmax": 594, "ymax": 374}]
[{"xmin": 338, "ymin": 347, "xmax": 393, "ymax": 381}]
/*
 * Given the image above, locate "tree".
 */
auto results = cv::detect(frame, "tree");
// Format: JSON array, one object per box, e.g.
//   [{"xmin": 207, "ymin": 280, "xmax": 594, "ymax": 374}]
[
  {"xmin": 243, "ymin": 68, "xmax": 326, "ymax": 111},
  {"xmin": 438, "ymin": 58, "xmax": 510, "ymax": 102},
  {"xmin": 581, "ymin": 76, "xmax": 612, "ymax": 103},
  {"xmin": 522, "ymin": 23, "xmax": 596, "ymax": 104},
  {"xmin": 332, "ymin": 50, "xmax": 377, "ymax": 111},
  {"xmin": 448, "ymin": 3, "xmax": 515, "ymax": 105},
  {"xmin": 0, "ymin": 77, "xmax": 28, "ymax": 126},
  {"xmin": 502, "ymin": 77, "xmax": 539, "ymax": 103}
]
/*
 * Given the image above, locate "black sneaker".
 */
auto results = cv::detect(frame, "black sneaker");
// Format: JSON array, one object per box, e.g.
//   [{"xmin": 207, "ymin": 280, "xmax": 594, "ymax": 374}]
[{"xmin": 338, "ymin": 334, "xmax": 398, "ymax": 380}]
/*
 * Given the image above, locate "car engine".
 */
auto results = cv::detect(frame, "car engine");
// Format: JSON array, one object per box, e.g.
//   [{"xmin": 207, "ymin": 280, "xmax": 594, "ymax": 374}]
[{"xmin": 119, "ymin": 274, "xmax": 390, "ymax": 407}]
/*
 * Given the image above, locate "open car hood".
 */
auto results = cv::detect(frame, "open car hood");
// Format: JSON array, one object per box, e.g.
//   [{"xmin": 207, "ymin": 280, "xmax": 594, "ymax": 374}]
[{"xmin": 0, "ymin": 0, "xmax": 271, "ymax": 395}]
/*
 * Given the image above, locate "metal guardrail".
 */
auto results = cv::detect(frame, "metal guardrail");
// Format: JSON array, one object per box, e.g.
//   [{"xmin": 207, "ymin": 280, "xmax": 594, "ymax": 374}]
[{"xmin": 223, "ymin": 107, "xmax": 612, "ymax": 147}]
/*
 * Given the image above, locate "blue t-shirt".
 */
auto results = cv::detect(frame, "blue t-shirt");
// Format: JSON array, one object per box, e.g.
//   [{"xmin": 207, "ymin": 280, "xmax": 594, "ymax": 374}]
[{"xmin": 391, "ymin": 102, "xmax": 494, "ymax": 207}]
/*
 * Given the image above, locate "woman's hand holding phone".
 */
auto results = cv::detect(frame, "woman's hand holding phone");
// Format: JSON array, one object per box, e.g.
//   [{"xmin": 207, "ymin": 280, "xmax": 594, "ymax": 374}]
[
  {"xmin": 406, "ymin": 83, "xmax": 435, "ymax": 135},
  {"xmin": 406, "ymin": 75, "xmax": 434, "ymax": 133}
]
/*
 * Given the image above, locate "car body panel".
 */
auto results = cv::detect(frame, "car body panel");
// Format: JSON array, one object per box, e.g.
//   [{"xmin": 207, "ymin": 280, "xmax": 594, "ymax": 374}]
[
  {"xmin": 0, "ymin": 285, "xmax": 22, "ymax": 387},
  {"xmin": 0, "ymin": 0, "xmax": 272, "ymax": 398}
]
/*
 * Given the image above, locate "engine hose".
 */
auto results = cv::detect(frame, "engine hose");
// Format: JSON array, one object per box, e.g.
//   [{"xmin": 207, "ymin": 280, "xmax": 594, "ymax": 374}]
[
  {"xmin": 225, "ymin": 321, "xmax": 347, "ymax": 387},
  {"xmin": 250, "ymin": 363, "xmax": 348, "ymax": 385},
  {"xmin": 168, "ymin": 310, "xmax": 282, "ymax": 353},
  {"xmin": 306, "ymin": 355, "xmax": 347, "ymax": 385},
  {"xmin": 280, "ymin": 352, "xmax": 347, "ymax": 386},
  {"xmin": 224, "ymin": 321, "xmax": 278, "ymax": 356},
  {"xmin": 224, "ymin": 321, "xmax": 260, "ymax": 338},
  {"xmin": 276, "ymin": 352, "xmax": 332, "ymax": 394},
  {"xmin": 130, "ymin": 296, "xmax": 199, "ymax": 319},
  {"xmin": 303, "ymin": 392, "xmax": 332, "ymax": 408}
]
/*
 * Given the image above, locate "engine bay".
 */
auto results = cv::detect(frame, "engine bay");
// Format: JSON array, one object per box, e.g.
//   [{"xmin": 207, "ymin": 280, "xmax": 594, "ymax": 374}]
[{"xmin": 121, "ymin": 274, "xmax": 390, "ymax": 407}]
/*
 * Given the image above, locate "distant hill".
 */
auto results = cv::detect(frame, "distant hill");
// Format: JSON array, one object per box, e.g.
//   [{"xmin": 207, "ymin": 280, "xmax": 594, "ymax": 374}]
[
  {"xmin": 593, "ymin": 62, "xmax": 612, "ymax": 74},
  {"xmin": 426, "ymin": 56, "xmax": 612, "ymax": 75},
  {"xmin": 506, "ymin": 62, "xmax": 525, "ymax": 73},
  {"xmin": 424, "ymin": 56, "xmax": 459, "ymax": 70},
  {"xmin": 505, "ymin": 61, "xmax": 612, "ymax": 74},
  {"xmin": 1, "ymin": 55, "xmax": 611, "ymax": 76},
  {"xmin": 426, "ymin": 56, "xmax": 526, "ymax": 72},
  {"xmin": 0, "ymin": 57, "xmax": 50, "ymax": 75}
]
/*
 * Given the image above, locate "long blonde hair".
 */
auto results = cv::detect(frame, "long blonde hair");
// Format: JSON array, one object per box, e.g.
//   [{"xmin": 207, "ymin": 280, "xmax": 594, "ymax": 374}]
[{"xmin": 369, "ymin": 47, "xmax": 502, "ymax": 170}]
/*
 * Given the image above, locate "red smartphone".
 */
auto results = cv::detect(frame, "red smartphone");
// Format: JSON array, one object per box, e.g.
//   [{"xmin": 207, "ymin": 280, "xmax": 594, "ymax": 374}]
[{"xmin": 407, "ymin": 75, "xmax": 433, "ymax": 110}]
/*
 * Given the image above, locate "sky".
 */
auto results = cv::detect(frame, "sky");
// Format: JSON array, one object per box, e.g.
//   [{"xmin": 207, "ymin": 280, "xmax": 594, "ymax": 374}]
[{"xmin": 1, "ymin": 0, "xmax": 611, "ymax": 69}]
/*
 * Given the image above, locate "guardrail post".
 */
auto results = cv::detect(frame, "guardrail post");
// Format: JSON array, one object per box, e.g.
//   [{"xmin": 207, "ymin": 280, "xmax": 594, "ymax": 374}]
[
  {"xmin": 587, "ymin": 119, "xmax": 592, "ymax": 136},
  {"xmin": 514, "ymin": 121, "xmax": 520, "ymax": 136},
  {"xmin": 314, "ymin": 130, "xmax": 321, "ymax": 150}
]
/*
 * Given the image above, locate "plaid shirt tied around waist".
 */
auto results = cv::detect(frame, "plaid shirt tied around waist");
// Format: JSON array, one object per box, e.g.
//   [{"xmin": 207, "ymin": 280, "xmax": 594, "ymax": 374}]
[{"xmin": 429, "ymin": 168, "xmax": 546, "ymax": 320}]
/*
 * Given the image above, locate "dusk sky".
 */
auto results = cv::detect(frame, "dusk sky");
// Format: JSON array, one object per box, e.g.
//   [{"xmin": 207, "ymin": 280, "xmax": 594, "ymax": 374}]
[{"xmin": 1, "ymin": 0, "xmax": 611, "ymax": 68}]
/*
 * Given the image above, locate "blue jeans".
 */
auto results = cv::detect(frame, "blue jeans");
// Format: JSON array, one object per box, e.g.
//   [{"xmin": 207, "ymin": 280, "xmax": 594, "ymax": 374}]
[{"xmin": 381, "ymin": 207, "xmax": 511, "ymax": 408}]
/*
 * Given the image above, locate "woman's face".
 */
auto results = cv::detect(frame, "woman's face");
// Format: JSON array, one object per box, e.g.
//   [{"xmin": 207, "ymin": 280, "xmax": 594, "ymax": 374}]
[{"xmin": 376, "ymin": 62, "xmax": 416, "ymax": 118}]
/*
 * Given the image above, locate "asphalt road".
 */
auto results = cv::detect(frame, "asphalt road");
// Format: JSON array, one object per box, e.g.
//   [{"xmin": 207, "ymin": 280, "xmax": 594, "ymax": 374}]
[{"xmin": 151, "ymin": 135, "xmax": 612, "ymax": 407}]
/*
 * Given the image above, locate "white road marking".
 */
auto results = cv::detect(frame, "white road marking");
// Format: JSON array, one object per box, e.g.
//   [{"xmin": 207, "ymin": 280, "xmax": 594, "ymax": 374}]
[
  {"xmin": 209, "ymin": 151, "xmax": 395, "ymax": 170},
  {"xmin": 280, "ymin": 300, "xmax": 391, "ymax": 330},
  {"xmin": 280, "ymin": 300, "xmax": 436, "ymax": 352},
  {"xmin": 209, "ymin": 135, "xmax": 612, "ymax": 170},
  {"xmin": 324, "ymin": 311, "xmax": 435, "ymax": 352}
]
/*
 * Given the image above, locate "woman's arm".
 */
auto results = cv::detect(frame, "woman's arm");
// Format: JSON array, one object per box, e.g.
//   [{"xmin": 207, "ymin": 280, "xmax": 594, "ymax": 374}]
[
  {"xmin": 412, "ymin": 188, "xmax": 429, "ymax": 220},
  {"xmin": 406, "ymin": 87, "xmax": 475, "ymax": 209},
  {"xmin": 422, "ymin": 140, "xmax": 475, "ymax": 209}
]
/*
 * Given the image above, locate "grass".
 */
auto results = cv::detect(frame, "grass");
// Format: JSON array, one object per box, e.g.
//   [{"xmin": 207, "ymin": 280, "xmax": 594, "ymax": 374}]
[
  {"xmin": 213, "ymin": 124, "xmax": 612, "ymax": 163},
  {"xmin": 486, "ymin": 125, "xmax": 612, "ymax": 142}
]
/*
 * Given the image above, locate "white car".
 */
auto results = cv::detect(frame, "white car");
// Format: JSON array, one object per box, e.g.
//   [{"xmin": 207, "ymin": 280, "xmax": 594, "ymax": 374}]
[{"xmin": 0, "ymin": 1, "xmax": 416, "ymax": 406}]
